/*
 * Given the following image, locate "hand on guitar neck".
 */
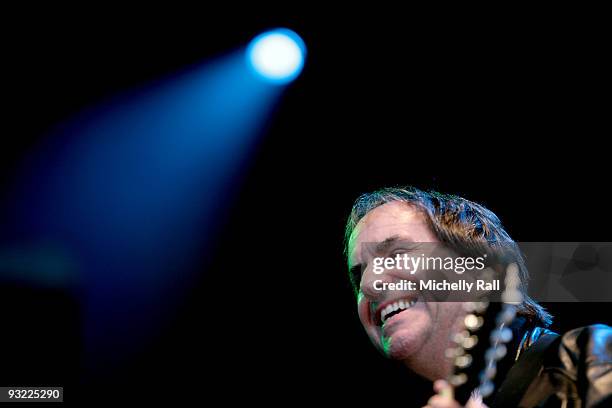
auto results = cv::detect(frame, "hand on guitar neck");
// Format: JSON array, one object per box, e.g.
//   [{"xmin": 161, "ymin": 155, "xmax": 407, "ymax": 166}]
[{"xmin": 423, "ymin": 380, "xmax": 488, "ymax": 408}]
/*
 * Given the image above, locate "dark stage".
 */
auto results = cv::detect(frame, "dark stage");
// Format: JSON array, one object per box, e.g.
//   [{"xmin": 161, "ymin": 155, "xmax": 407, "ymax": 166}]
[{"xmin": 1, "ymin": 7, "xmax": 610, "ymax": 405}]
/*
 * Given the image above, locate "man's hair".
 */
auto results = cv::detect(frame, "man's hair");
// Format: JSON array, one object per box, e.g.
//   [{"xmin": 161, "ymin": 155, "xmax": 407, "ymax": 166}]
[{"xmin": 344, "ymin": 186, "xmax": 552, "ymax": 328}]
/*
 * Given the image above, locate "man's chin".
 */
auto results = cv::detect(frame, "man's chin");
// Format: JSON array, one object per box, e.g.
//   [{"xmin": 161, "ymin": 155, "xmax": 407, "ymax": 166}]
[
  {"xmin": 379, "ymin": 309, "xmax": 431, "ymax": 360},
  {"xmin": 382, "ymin": 326, "xmax": 426, "ymax": 360}
]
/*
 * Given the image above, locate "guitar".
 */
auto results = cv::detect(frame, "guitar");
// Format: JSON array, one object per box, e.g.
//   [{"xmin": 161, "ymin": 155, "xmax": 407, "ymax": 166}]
[{"xmin": 442, "ymin": 262, "xmax": 523, "ymax": 405}]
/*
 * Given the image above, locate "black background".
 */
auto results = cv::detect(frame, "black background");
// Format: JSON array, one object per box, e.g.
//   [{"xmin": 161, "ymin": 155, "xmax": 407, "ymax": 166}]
[{"xmin": 1, "ymin": 6, "xmax": 610, "ymax": 405}]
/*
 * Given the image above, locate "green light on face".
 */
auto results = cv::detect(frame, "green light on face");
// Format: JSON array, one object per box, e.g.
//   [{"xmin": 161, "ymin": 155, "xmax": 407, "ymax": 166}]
[{"xmin": 381, "ymin": 335, "xmax": 392, "ymax": 356}]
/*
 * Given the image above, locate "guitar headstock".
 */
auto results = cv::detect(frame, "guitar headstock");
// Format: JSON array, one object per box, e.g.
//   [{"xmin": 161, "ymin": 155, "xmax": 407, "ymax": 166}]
[{"xmin": 445, "ymin": 263, "xmax": 523, "ymax": 404}]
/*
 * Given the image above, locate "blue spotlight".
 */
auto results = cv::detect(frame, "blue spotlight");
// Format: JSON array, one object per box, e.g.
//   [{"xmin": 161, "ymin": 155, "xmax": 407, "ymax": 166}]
[
  {"xmin": 247, "ymin": 28, "xmax": 306, "ymax": 84},
  {"xmin": 8, "ymin": 50, "xmax": 283, "ymax": 372}
]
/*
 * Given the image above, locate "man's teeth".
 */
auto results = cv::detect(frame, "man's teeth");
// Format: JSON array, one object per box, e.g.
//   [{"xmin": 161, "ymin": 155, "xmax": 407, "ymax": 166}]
[{"xmin": 381, "ymin": 299, "xmax": 417, "ymax": 323}]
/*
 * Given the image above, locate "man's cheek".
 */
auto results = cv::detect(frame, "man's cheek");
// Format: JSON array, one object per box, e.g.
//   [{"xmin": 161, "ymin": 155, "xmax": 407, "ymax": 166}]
[{"xmin": 357, "ymin": 291, "xmax": 365, "ymax": 307}]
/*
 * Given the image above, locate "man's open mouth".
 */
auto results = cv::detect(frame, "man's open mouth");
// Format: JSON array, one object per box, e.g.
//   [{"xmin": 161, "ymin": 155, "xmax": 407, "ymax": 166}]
[{"xmin": 374, "ymin": 298, "xmax": 418, "ymax": 326}]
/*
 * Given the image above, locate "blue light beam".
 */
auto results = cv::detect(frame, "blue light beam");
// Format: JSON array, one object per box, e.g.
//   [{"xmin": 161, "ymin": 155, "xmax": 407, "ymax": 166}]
[{"xmin": 7, "ymin": 50, "xmax": 283, "ymax": 374}]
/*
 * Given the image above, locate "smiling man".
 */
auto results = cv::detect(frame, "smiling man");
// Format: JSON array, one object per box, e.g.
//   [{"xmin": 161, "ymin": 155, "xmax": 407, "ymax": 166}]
[
  {"xmin": 349, "ymin": 200, "xmax": 465, "ymax": 381},
  {"xmin": 345, "ymin": 187, "xmax": 611, "ymax": 408}
]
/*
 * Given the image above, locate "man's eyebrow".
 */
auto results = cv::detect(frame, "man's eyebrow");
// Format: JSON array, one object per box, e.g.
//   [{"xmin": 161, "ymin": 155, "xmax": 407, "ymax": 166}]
[{"xmin": 374, "ymin": 235, "xmax": 409, "ymax": 253}]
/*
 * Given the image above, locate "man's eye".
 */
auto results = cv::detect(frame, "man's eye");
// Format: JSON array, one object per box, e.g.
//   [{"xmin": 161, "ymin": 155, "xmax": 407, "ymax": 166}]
[{"xmin": 390, "ymin": 247, "xmax": 418, "ymax": 257}]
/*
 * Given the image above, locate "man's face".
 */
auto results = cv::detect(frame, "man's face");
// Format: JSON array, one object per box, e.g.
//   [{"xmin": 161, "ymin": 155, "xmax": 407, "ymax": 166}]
[{"xmin": 348, "ymin": 201, "xmax": 464, "ymax": 379}]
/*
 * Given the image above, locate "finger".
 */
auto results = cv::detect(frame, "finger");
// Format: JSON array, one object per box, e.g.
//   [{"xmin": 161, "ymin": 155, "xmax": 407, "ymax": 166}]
[
  {"xmin": 434, "ymin": 379, "xmax": 455, "ymax": 401},
  {"xmin": 427, "ymin": 395, "xmax": 462, "ymax": 408},
  {"xmin": 433, "ymin": 379, "xmax": 451, "ymax": 394}
]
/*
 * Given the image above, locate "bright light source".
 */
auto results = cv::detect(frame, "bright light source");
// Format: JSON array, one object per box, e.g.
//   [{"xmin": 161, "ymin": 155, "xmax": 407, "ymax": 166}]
[{"xmin": 247, "ymin": 28, "xmax": 306, "ymax": 84}]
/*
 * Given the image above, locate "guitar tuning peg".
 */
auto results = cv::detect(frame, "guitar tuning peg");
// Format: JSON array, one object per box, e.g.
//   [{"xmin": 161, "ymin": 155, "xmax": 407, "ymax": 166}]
[
  {"xmin": 462, "ymin": 335, "xmax": 478, "ymax": 350},
  {"xmin": 502, "ymin": 289, "xmax": 523, "ymax": 304},
  {"xmin": 453, "ymin": 330, "xmax": 470, "ymax": 344},
  {"xmin": 450, "ymin": 373, "xmax": 467, "ymax": 387},
  {"xmin": 490, "ymin": 327, "xmax": 513, "ymax": 343},
  {"xmin": 506, "ymin": 262, "xmax": 519, "ymax": 277},
  {"xmin": 464, "ymin": 314, "xmax": 484, "ymax": 330},
  {"xmin": 505, "ymin": 274, "xmax": 520, "ymax": 288},
  {"xmin": 486, "ymin": 344, "xmax": 507, "ymax": 361},
  {"xmin": 474, "ymin": 301, "xmax": 489, "ymax": 313},
  {"xmin": 455, "ymin": 354, "xmax": 473, "ymax": 368},
  {"xmin": 496, "ymin": 344, "xmax": 508, "ymax": 359},
  {"xmin": 479, "ymin": 365, "xmax": 497, "ymax": 382},
  {"xmin": 496, "ymin": 306, "xmax": 516, "ymax": 325},
  {"xmin": 445, "ymin": 347, "xmax": 464, "ymax": 359},
  {"xmin": 478, "ymin": 381, "xmax": 495, "ymax": 398}
]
